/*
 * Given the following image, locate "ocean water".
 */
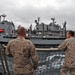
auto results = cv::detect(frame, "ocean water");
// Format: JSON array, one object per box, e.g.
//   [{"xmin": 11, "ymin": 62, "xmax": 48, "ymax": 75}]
[{"xmin": 0, "ymin": 50, "xmax": 65, "ymax": 75}]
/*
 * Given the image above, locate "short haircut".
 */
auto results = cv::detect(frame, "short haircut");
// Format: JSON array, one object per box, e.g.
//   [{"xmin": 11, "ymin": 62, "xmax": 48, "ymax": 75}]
[
  {"xmin": 68, "ymin": 30, "xmax": 74, "ymax": 37},
  {"xmin": 17, "ymin": 27, "xmax": 26, "ymax": 36}
]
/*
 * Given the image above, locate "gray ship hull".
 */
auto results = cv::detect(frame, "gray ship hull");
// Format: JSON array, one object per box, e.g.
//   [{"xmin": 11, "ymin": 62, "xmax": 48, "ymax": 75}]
[{"xmin": 2, "ymin": 36, "xmax": 65, "ymax": 48}]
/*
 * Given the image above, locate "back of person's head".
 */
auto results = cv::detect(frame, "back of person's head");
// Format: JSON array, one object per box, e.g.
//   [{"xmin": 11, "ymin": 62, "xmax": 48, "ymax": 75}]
[
  {"xmin": 17, "ymin": 26, "xmax": 26, "ymax": 37},
  {"xmin": 68, "ymin": 30, "xmax": 74, "ymax": 37},
  {"xmin": 66, "ymin": 30, "xmax": 74, "ymax": 38}
]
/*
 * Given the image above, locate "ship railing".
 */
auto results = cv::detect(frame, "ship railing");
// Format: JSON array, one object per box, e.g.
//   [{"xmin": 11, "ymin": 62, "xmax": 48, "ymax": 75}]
[{"xmin": 0, "ymin": 45, "xmax": 65, "ymax": 75}]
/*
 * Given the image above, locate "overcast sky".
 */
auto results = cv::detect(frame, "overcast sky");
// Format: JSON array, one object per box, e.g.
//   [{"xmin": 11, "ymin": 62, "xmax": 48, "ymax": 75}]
[{"xmin": 0, "ymin": 0, "xmax": 75, "ymax": 30}]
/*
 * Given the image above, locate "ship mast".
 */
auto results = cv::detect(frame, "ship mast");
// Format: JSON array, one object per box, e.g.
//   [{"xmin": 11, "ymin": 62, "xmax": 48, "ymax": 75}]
[
  {"xmin": 51, "ymin": 18, "xmax": 56, "ymax": 24},
  {"xmin": 35, "ymin": 17, "xmax": 40, "ymax": 25},
  {"xmin": 0, "ymin": 14, "xmax": 6, "ymax": 22},
  {"xmin": 0, "ymin": 15, "xmax": 1, "ymax": 22},
  {"xmin": 1, "ymin": 14, "xmax": 6, "ymax": 21},
  {"xmin": 63, "ymin": 21, "xmax": 67, "ymax": 37}
]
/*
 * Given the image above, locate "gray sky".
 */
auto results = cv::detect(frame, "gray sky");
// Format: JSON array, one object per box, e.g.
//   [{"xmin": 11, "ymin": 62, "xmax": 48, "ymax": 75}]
[{"xmin": 0, "ymin": 0, "xmax": 75, "ymax": 30}]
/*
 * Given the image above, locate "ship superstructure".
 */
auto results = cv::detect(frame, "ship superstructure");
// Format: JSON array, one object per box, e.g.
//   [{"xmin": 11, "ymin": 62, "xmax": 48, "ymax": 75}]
[
  {"xmin": 0, "ymin": 14, "xmax": 15, "ymax": 37},
  {"xmin": 28, "ymin": 17, "xmax": 66, "ymax": 37}
]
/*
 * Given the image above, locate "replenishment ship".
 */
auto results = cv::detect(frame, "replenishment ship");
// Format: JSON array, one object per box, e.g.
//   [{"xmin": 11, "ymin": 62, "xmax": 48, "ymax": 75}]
[{"xmin": 0, "ymin": 14, "xmax": 67, "ymax": 47}]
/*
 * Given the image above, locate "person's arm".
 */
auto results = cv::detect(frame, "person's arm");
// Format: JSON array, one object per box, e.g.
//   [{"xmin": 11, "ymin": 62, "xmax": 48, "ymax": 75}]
[
  {"xmin": 29, "ymin": 42, "xmax": 39, "ymax": 70},
  {"xmin": 58, "ymin": 39, "xmax": 68, "ymax": 50}
]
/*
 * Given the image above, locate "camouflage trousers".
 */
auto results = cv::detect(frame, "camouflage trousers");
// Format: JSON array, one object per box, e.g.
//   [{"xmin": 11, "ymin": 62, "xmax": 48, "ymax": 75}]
[
  {"xmin": 15, "ymin": 74, "xmax": 32, "ymax": 75},
  {"xmin": 14, "ymin": 72, "xmax": 34, "ymax": 75},
  {"xmin": 15, "ymin": 73, "xmax": 34, "ymax": 75},
  {"xmin": 61, "ymin": 66, "xmax": 75, "ymax": 75}
]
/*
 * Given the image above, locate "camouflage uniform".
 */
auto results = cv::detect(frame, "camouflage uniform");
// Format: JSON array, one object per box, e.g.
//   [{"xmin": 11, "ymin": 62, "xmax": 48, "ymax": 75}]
[
  {"xmin": 58, "ymin": 37, "xmax": 75, "ymax": 75},
  {"xmin": 6, "ymin": 37, "xmax": 38, "ymax": 75}
]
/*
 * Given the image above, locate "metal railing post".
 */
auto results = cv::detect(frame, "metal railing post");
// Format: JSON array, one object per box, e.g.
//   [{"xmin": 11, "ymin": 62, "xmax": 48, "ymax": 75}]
[
  {"xmin": 3, "ymin": 45, "xmax": 10, "ymax": 75},
  {"xmin": 0, "ymin": 44, "xmax": 11, "ymax": 75},
  {"xmin": 0, "ymin": 44, "xmax": 6, "ymax": 75}
]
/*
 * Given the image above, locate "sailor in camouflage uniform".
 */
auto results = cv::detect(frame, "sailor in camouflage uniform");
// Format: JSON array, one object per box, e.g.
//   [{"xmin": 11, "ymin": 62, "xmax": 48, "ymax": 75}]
[
  {"xmin": 58, "ymin": 30, "xmax": 75, "ymax": 75},
  {"xmin": 6, "ymin": 27, "xmax": 38, "ymax": 75}
]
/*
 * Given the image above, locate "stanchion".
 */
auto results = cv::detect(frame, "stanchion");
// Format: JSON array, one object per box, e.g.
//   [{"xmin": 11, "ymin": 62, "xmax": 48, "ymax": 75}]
[
  {"xmin": 0, "ymin": 44, "xmax": 11, "ymax": 75},
  {"xmin": 0, "ymin": 44, "xmax": 6, "ymax": 75},
  {"xmin": 2, "ymin": 45, "xmax": 10, "ymax": 75}
]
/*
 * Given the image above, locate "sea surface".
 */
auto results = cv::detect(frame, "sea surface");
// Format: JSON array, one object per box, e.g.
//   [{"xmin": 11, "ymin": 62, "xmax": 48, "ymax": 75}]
[{"xmin": 0, "ymin": 50, "xmax": 65, "ymax": 75}]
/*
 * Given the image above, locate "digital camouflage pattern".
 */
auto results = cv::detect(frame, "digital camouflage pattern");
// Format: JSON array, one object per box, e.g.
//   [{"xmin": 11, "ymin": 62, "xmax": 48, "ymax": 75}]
[
  {"xmin": 58, "ymin": 37, "xmax": 75, "ymax": 75},
  {"xmin": 6, "ymin": 37, "xmax": 38, "ymax": 75}
]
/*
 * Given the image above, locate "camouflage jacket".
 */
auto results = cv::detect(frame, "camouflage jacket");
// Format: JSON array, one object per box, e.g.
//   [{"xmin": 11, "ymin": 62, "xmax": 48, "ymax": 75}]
[
  {"xmin": 58, "ymin": 37, "xmax": 75, "ymax": 68},
  {"xmin": 6, "ymin": 37, "xmax": 38, "ymax": 74}
]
